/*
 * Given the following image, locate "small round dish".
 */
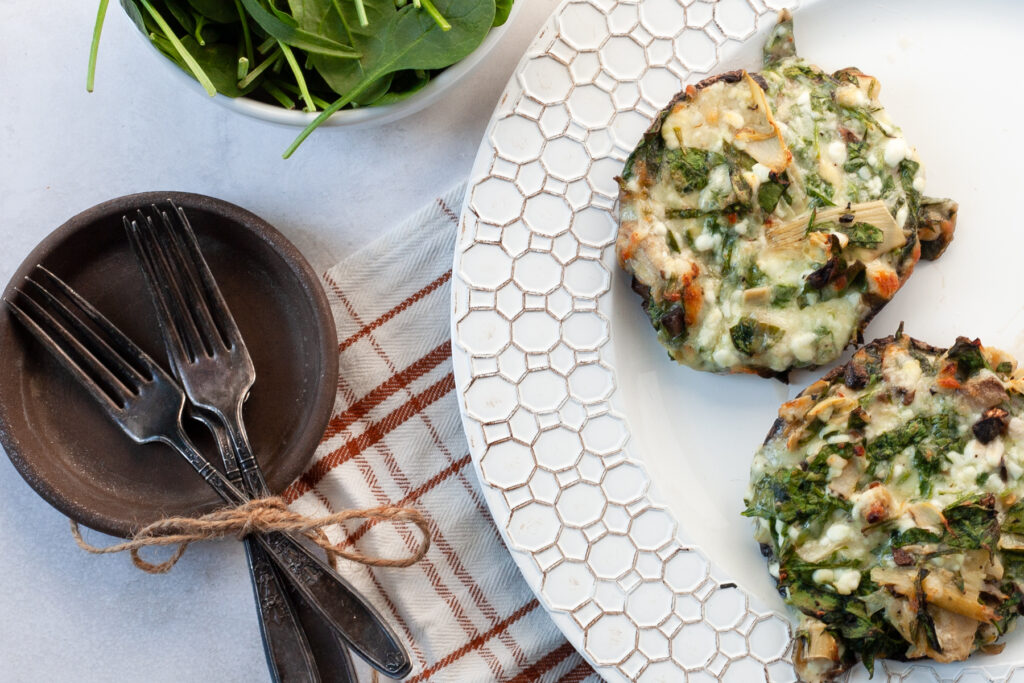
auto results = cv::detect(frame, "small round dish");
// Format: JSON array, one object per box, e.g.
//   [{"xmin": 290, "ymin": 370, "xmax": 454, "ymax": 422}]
[
  {"xmin": 0, "ymin": 192, "xmax": 338, "ymax": 538},
  {"xmin": 128, "ymin": 2, "xmax": 521, "ymax": 129}
]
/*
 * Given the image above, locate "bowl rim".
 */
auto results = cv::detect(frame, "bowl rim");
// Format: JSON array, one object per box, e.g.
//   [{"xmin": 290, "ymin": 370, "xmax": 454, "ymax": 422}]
[
  {"xmin": 125, "ymin": 2, "xmax": 522, "ymax": 128},
  {"xmin": 0, "ymin": 191, "xmax": 339, "ymax": 537}
]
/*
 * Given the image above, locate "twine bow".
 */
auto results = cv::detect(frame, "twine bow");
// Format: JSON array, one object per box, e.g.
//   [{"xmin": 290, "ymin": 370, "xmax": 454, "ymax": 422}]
[{"xmin": 70, "ymin": 498, "xmax": 430, "ymax": 574}]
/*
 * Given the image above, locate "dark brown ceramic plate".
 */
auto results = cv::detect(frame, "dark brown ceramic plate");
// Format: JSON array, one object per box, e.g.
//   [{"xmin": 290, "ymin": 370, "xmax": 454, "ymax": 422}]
[{"xmin": 0, "ymin": 192, "xmax": 338, "ymax": 538}]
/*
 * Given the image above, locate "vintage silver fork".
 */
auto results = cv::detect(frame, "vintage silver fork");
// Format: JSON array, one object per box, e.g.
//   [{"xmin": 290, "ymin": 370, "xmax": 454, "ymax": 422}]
[
  {"xmin": 5, "ymin": 267, "xmax": 409, "ymax": 678},
  {"xmin": 124, "ymin": 203, "xmax": 408, "ymax": 678},
  {"xmin": 130, "ymin": 201, "xmax": 356, "ymax": 682},
  {"xmin": 6, "ymin": 267, "xmax": 319, "ymax": 682}
]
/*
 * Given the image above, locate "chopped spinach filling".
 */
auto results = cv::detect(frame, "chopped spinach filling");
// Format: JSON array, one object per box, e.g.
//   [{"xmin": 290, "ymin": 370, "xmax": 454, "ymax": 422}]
[
  {"xmin": 730, "ymin": 317, "xmax": 784, "ymax": 356},
  {"xmin": 805, "ymin": 172, "xmax": 836, "ymax": 207},
  {"xmin": 758, "ymin": 179, "xmax": 788, "ymax": 213},
  {"xmin": 866, "ymin": 412, "xmax": 964, "ymax": 493},
  {"xmin": 947, "ymin": 337, "xmax": 988, "ymax": 382},
  {"xmin": 747, "ymin": 337, "xmax": 1024, "ymax": 677},
  {"xmin": 841, "ymin": 222, "xmax": 883, "ymax": 248},
  {"xmin": 663, "ymin": 147, "xmax": 726, "ymax": 193}
]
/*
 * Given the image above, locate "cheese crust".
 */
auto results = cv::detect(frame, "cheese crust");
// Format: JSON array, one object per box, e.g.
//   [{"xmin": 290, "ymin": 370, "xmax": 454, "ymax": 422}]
[
  {"xmin": 746, "ymin": 333, "xmax": 1024, "ymax": 680},
  {"xmin": 617, "ymin": 14, "xmax": 956, "ymax": 377}
]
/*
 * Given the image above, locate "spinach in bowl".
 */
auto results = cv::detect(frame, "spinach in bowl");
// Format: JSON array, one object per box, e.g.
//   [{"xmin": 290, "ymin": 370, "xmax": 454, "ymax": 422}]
[{"xmin": 88, "ymin": 0, "xmax": 513, "ymax": 156}]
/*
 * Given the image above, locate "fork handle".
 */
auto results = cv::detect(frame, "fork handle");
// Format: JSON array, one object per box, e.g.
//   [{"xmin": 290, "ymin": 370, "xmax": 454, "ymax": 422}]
[
  {"xmin": 190, "ymin": 460, "xmax": 322, "ymax": 682},
  {"xmin": 197, "ymin": 410, "xmax": 357, "ymax": 683},
  {"xmin": 194, "ymin": 461, "xmax": 247, "ymax": 504},
  {"xmin": 171, "ymin": 432, "xmax": 411, "ymax": 679},
  {"xmin": 243, "ymin": 537, "xmax": 321, "ymax": 683},
  {"xmin": 221, "ymin": 408, "xmax": 273, "ymax": 500},
  {"xmin": 217, "ymin": 414, "xmax": 410, "ymax": 676},
  {"xmin": 253, "ymin": 530, "xmax": 411, "ymax": 678}
]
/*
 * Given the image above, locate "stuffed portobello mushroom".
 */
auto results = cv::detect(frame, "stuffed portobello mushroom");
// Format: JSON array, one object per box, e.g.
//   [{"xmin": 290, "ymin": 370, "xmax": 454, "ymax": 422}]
[
  {"xmin": 746, "ymin": 332, "xmax": 1024, "ymax": 681},
  {"xmin": 617, "ymin": 13, "xmax": 956, "ymax": 378}
]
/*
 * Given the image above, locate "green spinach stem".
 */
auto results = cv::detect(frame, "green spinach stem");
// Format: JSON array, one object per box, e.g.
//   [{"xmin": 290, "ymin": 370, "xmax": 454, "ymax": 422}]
[
  {"xmin": 139, "ymin": 0, "xmax": 217, "ymax": 95},
  {"xmin": 284, "ymin": 76, "xmax": 378, "ymax": 158},
  {"xmin": 278, "ymin": 42, "xmax": 316, "ymax": 112},
  {"xmin": 353, "ymin": 0, "xmax": 369, "ymax": 27},
  {"xmin": 87, "ymin": 0, "xmax": 110, "ymax": 92},
  {"xmin": 193, "ymin": 15, "xmax": 207, "ymax": 45},
  {"xmin": 263, "ymin": 81, "xmax": 295, "ymax": 109},
  {"xmin": 233, "ymin": 0, "xmax": 254, "ymax": 64},
  {"xmin": 238, "ymin": 48, "xmax": 281, "ymax": 89},
  {"xmin": 418, "ymin": 0, "xmax": 451, "ymax": 31}
]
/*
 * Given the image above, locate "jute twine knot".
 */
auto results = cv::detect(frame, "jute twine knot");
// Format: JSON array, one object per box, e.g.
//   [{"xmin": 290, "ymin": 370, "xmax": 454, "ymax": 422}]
[{"xmin": 70, "ymin": 497, "xmax": 430, "ymax": 574}]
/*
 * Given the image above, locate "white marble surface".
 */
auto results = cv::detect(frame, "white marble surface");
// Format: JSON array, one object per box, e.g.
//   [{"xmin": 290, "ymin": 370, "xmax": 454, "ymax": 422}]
[{"xmin": 0, "ymin": 1, "xmax": 556, "ymax": 680}]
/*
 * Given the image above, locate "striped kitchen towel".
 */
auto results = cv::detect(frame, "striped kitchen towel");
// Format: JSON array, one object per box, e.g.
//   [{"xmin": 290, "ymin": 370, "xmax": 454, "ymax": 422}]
[{"xmin": 284, "ymin": 185, "xmax": 600, "ymax": 683}]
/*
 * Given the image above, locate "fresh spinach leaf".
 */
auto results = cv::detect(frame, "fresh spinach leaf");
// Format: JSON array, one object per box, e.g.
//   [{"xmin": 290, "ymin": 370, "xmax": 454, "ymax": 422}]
[
  {"xmin": 239, "ymin": 0, "xmax": 360, "ymax": 58},
  {"xmin": 90, "ymin": 0, "xmax": 509, "ymax": 156},
  {"xmin": 185, "ymin": 0, "xmax": 237, "ymax": 22},
  {"xmin": 493, "ymin": 0, "xmax": 513, "ymax": 26},
  {"xmin": 289, "ymin": 0, "xmax": 496, "ymax": 156}
]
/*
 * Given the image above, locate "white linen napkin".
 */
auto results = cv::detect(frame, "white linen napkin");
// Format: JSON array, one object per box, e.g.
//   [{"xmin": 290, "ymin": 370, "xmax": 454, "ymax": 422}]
[{"xmin": 285, "ymin": 184, "xmax": 600, "ymax": 682}]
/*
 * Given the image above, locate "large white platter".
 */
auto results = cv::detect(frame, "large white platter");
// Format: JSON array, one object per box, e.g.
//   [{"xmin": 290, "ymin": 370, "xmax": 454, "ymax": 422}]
[{"xmin": 452, "ymin": 0, "xmax": 1024, "ymax": 680}]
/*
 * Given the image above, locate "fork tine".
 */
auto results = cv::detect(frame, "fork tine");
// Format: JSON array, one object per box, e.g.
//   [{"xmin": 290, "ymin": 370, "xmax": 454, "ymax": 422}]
[
  {"xmin": 32, "ymin": 266, "xmax": 158, "ymax": 383},
  {"xmin": 125, "ymin": 215, "xmax": 189, "ymax": 363},
  {"xmin": 169, "ymin": 202, "xmax": 244, "ymax": 347},
  {"xmin": 6, "ymin": 291, "xmax": 128, "ymax": 413},
  {"xmin": 19, "ymin": 275, "xmax": 145, "ymax": 399},
  {"xmin": 127, "ymin": 212, "xmax": 207, "ymax": 362},
  {"xmin": 154, "ymin": 206, "xmax": 226, "ymax": 351},
  {"xmin": 20, "ymin": 275, "xmax": 143, "ymax": 394}
]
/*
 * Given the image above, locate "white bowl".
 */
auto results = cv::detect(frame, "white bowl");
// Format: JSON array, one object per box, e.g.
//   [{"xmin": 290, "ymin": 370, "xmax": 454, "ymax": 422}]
[{"xmin": 128, "ymin": 2, "xmax": 521, "ymax": 128}]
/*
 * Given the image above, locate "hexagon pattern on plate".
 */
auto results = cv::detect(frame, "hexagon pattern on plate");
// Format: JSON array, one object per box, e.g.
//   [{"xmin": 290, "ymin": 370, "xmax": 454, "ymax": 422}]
[{"xmin": 453, "ymin": 0, "xmax": 1012, "ymax": 681}]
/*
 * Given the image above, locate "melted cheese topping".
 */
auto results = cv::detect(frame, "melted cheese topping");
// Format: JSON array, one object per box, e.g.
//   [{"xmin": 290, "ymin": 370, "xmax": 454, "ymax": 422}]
[
  {"xmin": 618, "ymin": 55, "xmax": 926, "ymax": 375},
  {"xmin": 747, "ymin": 337, "xmax": 1024, "ymax": 674}
]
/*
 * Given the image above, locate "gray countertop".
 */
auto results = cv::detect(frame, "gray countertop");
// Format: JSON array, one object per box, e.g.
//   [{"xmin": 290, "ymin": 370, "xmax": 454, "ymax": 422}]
[{"xmin": 0, "ymin": 1, "xmax": 556, "ymax": 679}]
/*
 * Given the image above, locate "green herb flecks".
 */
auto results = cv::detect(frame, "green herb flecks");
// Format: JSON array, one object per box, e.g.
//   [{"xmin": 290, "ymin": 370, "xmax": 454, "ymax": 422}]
[
  {"xmin": 842, "ymin": 141, "xmax": 869, "ymax": 174},
  {"xmin": 743, "ymin": 466, "xmax": 851, "ymax": 531},
  {"xmin": 1001, "ymin": 500, "xmax": 1024, "ymax": 536},
  {"xmin": 763, "ymin": 13, "xmax": 796, "ymax": 65},
  {"xmin": 644, "ymin": 298, "xmax": 687, "ymax": 342},
  {"xmin": 665, "ymin": 230, "xmax": 681, "ymax": 253},
  {"xmin": 891, "ymin": 527, "xmax": 942, "ymax": 549},
  {"xmin": 622, "ymin": 132, "xmax": 664, "ymax": 183},
  {"xmin": 897, "ymin": 158, "xmax": 921, "ymax": 230},
  {"xmin": 805, "ymin": 173, "xmax": 836, "ymax": 207}
]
